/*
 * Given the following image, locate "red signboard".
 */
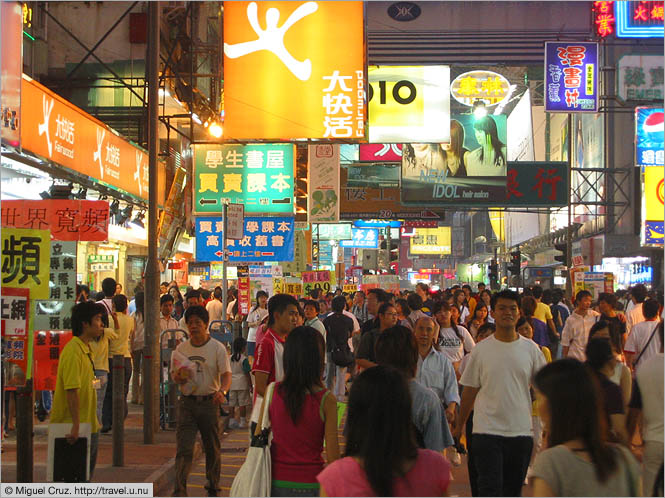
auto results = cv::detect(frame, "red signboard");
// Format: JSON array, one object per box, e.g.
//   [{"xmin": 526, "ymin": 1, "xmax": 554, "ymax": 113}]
[
  {"xmin": 359, "ymin": 144, "xmax": 403, "ymax": 162},
  {"xmin": 593, "ymin": 1, "xmax": 615, "ymax": 37},
  {"xmin": 1, "ymin": 288, "xmax": 30, "ymax": 387},
  {"xmin": 33, "ymin": 330, "xmax": 72, "ymax": 391},
  {"xmin": 1, "ymin": 199, "xmax": 109, "ymax": 241}
]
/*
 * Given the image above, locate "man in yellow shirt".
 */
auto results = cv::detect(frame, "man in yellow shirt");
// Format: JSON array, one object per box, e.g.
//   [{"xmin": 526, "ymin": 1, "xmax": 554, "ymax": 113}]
[
  {"xmin": 50, "ymin": 301, "xmax": 104, "ymax": 480},
  {"xmin": 101, "ymin": 294, "xmax": 134, "ymax": 433}
]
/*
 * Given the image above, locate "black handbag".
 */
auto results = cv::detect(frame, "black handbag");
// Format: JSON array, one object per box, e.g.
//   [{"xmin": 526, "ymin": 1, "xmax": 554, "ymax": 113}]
[{"xmin": 331, "ymin": 343, "xmax": 354, "ymax": 367}]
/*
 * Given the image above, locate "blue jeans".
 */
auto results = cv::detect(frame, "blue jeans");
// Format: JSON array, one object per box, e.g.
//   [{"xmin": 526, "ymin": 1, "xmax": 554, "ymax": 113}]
[{"xmin": 94, "ymin": 370, "xmax": 108, "ymax": 426}]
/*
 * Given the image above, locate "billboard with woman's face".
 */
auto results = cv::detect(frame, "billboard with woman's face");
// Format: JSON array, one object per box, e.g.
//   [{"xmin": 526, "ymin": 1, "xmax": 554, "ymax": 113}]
[{"xmin": 401, "ymin": 114, "xmax": 507, "ymax": 205}]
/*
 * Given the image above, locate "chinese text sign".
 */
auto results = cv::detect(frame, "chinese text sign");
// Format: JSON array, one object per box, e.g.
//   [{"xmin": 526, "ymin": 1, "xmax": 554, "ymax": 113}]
[
  {"xmin": 194, "ymin": 144, "xmax": 295, "ymax": 214},
  {"xmin": 644, "ymin": 166, "xmax": 664, "ymax": 245},
  {"xmin": 2, "ymin": 227, "xmax": 50, "ymax": 299},
  {"xmin": 545, "ymin": 42, "xmax": 598, "ymax": 112},
  {"xmin": 308, "ymin": 144, "xmax": 340, "ymax": 222},
  {"xmin": 223, "ymin": 1, "xmax": 365, "ymax": 140},
  {"xmin": 340, "ymin": 228, "xmax": 379, "ymax": 248},
  {"xmin": 636, "ymin": 108, "xmax": 664, "ymax": 167}
]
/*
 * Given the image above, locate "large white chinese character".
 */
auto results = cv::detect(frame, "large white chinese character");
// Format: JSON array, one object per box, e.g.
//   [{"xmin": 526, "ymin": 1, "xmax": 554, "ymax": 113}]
[
  {"xmin": 205, "ymin": 150, "xmax": 224, "ymax": 168},
  {"xmin": 262, "ymin": 221, "xmax": 275, "ymax": 233},
  {"xmin": 223, "ymin": 1, "xmax": 318, "ymax": 81},
  {"xmin": 206, "ymin": 235, "xmax": 219, "ymax": 246},
  {"xmin": 266, "ymin": 150, "xmax": 285, "ymax": 168},
  {"xmin": 642, "ymin": 150, "xmax": 656, "ymax": 165},
  {"xmin": 225, "ymin": 149, "xmax": 244, "ymax": 168},
  {"xmin": 215, "ymin": 221, "xmax": 224, "ymax": 232},
  {"xmin": 246, "ymin": 150, "xmax": 264, "ymax": 169},
  {"xmin": 199, "ymin": 221, "xmax": 213, "ymax": 233},
  {"xmin": 239, "ymin": 235, "xmax": 252, "ymax": 247},
  {"xmin": 255, "ymin": 235, "xmax": 268, "ymax": 247},
  {"xmin": 247, "ymin": 173, "xmax": 267, "ymax": 193},
  {"xmin": 246, "ymin": 221, "xmax": 260, "ymax": 233},
  {"xmin": 323, "ymin": 94, "xmax": 352, "ymax": 115},
  {"xmin": 323, "ymin": 116, "xmax": 353, "ymax": 138},
  {"xmin": 656, "ymin": 150, "xmax": 664, "ymax": 165},
  {"xmin": 277, "ymin": 221, "xmax": 290, "ymax": 232},
  {"xmin": 322, "ymin": 71, "xmax": 352, "ymax": 92},
  {"xmin": 271, "ymin": 235, "xmax": 284, "ymax": 247},
  {"xmin": 270, "ymin": 173, "xmax": 292, "ymax": 193}
]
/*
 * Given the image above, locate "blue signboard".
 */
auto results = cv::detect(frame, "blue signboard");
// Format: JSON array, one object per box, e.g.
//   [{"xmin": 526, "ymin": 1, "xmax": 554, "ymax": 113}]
[
  {"xmin": 353, "ymin": 220, "xmax": 402, "ymax": 228},
  {"xmin": 645, "ymin": 221, "xmax": 664, "ymax": 244},
  {"xmin": 616, "ymin": 1, "xmax": 664, "ymax": 38},
  {"xmin": 636, "ymin": 107, "xmax": 664, "ymax": 167},
  {"xmin": 195, "ymin": 216, "xmax": 294, "ymax": 262},
  {"xmin": 544, "ymin": 42, "xmax": 598, "ymax": 112},
  {"xmin": 340, "ymin": 228, "xmax": 379, "ymax": 248}
]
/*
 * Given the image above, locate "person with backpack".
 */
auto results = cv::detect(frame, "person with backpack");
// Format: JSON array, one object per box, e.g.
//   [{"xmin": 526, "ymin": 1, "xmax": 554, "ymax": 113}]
[{"xmin": 323, "ymin": 296, "xmax": 355, "ymax": 399}]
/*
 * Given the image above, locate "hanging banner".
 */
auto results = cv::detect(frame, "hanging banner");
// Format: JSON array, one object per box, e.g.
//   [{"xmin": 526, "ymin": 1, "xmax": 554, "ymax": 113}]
[
  {"xmin": 194, "ymin": 144, "xmax": 295, "ymax": 214},
  {"xmin": 282, "ymin": 230, "xmax": 309, "ymax": 275},
  {"xmin": 635, "ymin": 107, "xmax": 664, "ymax": 167},
  {"xmin": 227, "ymin": 203, "xmax": 245, "ymax": 240},
  {"xmin": 195, "ymin": 216, "xmax": 295, "ymax": 262},
  {"xmin": 544, "ymin": 41, "xmax": 598, "ymax": 112},
  {"xmin": 1, "ymin": 200, "xmax": 109, "ymax": 241},
  {"xmin": 368, "ymin": 65, "xmax": 450, "ymax": 143},
  {"xmin": 1, "ymin": 1, "xmax": 22, "ymax": 147},
  {"xmin": 308, "ymin": 144, "xmax": 340, "ymax": 222},
  {"xmin": 2, "ymin": 227, "xmax": 50, "ymax": 299},
  {"xmin": 20, "ymin": 76, "xmax": 166, "ymax": 203},
  {"xmin": 1, "ymin": 287, "xmax": 30, "ymax": 387},
  {"xmin": 401, "ymin": 114, "xmax": 507, "ymax": 206},
  {"xmin": 223, "ymin": 1, "xmax": 365, "ymax": 140},
  {"xmin": 33, "ymin": 330, "xmax": 72, "ymax": 392},
  {"xmin": 644, "ymin": 165, "xmax": 664, "ymax": 245}
]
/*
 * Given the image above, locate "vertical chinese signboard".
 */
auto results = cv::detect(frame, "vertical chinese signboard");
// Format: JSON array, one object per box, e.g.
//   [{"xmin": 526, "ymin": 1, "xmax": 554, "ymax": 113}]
[
  {"xmin": 1, "ymin": 1, "xmax": 22, "ymax": 146},
  {"xmin": 2, "ymin": 227, "xmax": 50, "ymax": 299},
  {"xmin": 194, "ymin": 144, "xmax": 295, "ymax": 214},
  {"xmin": 33, "ymin": 241, "xmax": 77, "ymax": 332},
  {"xmin": 308, "ymin": 144, "xmax": 340, "ymax": 222},
  {"xmin": 593, "ymin": 1, "xmax": 616, "ymax": 38},
  {"xmin": 644, "ymin": 166, "xmax": 664, "ymax": 245},
  {"xmin": 33, "ymin": 330, "xmax": 72, "ymax": 391},
  {"xmin": 1, "ymin": 288, "xmax": 30, "ymax": 386},
  {"xmin": 222, "ymin": 1, "xmax": 365, "ymax": 140},
  {"xmin": 544, "ymin": 42, "xmax": 598, "ymax": 112},
  {"xmin": 237, "ymin": 266, "xmax": 251, "ymax": 315}
]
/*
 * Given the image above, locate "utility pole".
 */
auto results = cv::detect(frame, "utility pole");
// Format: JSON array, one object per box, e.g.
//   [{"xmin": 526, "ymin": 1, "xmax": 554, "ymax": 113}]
[
  {"xmin": 222, "ymin": 201, "xmax": 228, "ymax": 321},
  {"xmin": 566, "ymin": 113, "xmax": 573, "ymax": 298},
  {"xmin": 143, "ymin": 0, "xmax": 160, "ymax": 444}
]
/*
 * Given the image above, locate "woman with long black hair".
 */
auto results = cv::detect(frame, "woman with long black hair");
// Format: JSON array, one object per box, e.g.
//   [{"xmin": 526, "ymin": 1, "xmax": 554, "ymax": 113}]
[
  {"xmin": 265, "ymin": 326, "xmax": 339, "ymax": 496},
  {"xmin": 317, "ymin": 365, "xmax": 450, "ymax": 496},
  {"xmin": 464, "ymin": 115, "xmax": 507, "ymax": 176},
  {"xmin": 531, "ymin": 359, "xmax": 641, "ymax": 496}
]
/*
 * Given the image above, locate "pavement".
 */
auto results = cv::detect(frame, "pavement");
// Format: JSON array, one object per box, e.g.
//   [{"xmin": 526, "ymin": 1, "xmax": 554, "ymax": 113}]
[{"xmin": 1, "ymin": 400, "xmax": 545, "ymax": 497}]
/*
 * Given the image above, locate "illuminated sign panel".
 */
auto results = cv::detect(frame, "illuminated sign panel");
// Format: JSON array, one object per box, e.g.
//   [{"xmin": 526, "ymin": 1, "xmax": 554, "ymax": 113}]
[
  {"xmin": 644, "ymin": 166, "xmax": 664, "ymax": 245},
  {"xmin": 635, "ymin": 107, "xmax": 664, "ymax": 167},
  {"xmin": 450, "ymin": 70, "xmax": 511, "ymax": 107},
  {"xmin": 368, "ymin": 65, "xmax": 450, "ymax": 144},
  {"xmin": 594, "ymin": 1, "xmax": 616, "ymax": 37},
  {"xmin": 410, "ymin": 227, "xmax": 452, "ymax": 255},
  {"xmin": 222, "ymin": 1, "xmax": 365, "ymax": 140},
  {"xmin": 544, "ymin": 42, "xmax": 598, "ymax": 112},
  {"xmin": 616, "ymin": 1, "xmax": 664, "ymax": 38}
]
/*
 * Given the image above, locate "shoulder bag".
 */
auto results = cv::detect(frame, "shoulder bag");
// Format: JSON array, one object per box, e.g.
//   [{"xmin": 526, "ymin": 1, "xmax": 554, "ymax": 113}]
[
  {"xmin": 230, "ymin": 382, "xmax": 276, "ymax": 497},
  {"xmin": 633, "ymin": 322, "xmax": 660, "ymax": 369}
]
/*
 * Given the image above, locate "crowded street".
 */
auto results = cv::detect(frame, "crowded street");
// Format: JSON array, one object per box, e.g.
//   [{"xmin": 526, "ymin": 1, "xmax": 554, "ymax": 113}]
[{"xmin": 1, "ymin": 1, "xmax": 664, "ymax": 497}]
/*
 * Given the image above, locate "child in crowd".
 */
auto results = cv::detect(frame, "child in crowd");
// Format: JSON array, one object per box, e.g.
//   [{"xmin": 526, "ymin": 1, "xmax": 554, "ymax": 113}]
[{"xmin": 228, "ymin": 337, "xmax": 252, "ymax": 429}]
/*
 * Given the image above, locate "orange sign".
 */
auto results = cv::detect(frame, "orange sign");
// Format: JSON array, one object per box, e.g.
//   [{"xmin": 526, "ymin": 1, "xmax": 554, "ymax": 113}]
[
  {"xmin": 223, "ymin": 1, "xmax": 365, "ymax": 140},
  {"xmin": 21, "ymin": 75, "xmax": 165, "ymax": 203}
]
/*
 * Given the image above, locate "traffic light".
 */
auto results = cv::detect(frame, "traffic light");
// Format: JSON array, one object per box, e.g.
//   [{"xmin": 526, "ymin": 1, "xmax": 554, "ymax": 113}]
[
  {"xmin": 554, "ymin": 243, "xmax": 567, "ymax": 265},
  {"xmin": 507, "ymin": 250, "xmax": 521, "ymax": 276},
  {"xmin": 488, "ymin": 259, "xmax": 499, "ymax": 281}
]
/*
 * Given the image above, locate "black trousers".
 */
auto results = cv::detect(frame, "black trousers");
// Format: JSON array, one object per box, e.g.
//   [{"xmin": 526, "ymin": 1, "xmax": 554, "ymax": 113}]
[
  {"xmin": 471, "ymin": 433, "xmax": 533, "ymax": 497},
  {"xmin": 466, "ymin": 411, "xmax": 478, "ymax": 497}
]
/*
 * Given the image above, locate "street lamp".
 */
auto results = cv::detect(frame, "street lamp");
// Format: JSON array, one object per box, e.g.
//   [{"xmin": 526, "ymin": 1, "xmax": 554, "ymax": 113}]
[{"xmin": 208, "ymin": 122, "xmax": 223, "ymax": 138}]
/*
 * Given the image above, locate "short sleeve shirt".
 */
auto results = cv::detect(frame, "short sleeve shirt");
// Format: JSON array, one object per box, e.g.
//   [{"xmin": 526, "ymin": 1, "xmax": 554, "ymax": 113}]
[
  {"xmin": 50, "ymin": 336, "xmax": 100, "ymax": 434},
  {"xmin": 171, "ymin": 336, "xmax": 231, "ymax": 395},
  {"xmin": 252, "ymin": 329, "xmax": 286, "ymax": 391},
  {"xmin": 533, "ymin": 301, "xmax": 553, "ymax": 324},
  {"xmin": 355, "ymin": 330, "xmax": 380, "ymax": 363}
]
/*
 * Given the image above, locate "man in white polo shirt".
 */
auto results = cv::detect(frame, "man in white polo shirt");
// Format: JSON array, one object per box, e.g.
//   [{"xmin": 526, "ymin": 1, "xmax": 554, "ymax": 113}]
[{"xmin": 561, "ymin": 290, "xmax": 600, "ymax": 362}]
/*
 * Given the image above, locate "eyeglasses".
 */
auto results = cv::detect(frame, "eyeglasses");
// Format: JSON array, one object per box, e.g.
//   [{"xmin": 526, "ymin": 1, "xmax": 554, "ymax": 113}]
[{"xmin": 383, "ymin": 312, "xmax": 398, "ymax": 317}]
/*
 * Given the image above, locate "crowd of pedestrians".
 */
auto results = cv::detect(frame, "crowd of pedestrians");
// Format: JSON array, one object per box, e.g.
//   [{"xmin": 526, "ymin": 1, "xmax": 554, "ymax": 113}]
[{"xmin": 38, "ymin": 277, "xmax": 663, "ymax": 497}]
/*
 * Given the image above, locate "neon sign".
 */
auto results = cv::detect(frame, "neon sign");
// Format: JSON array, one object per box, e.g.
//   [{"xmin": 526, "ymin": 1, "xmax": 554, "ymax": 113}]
[
  {"xmin": 616, "ymin": 1, "xmax": 664, "ymax": 38},
  {"xmin": 593, "ymin": 1, "xmax": 615, "ymax": 37}
]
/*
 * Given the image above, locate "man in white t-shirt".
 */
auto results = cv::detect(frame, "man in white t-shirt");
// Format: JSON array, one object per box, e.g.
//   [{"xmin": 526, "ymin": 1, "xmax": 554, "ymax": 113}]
[
  {"xmin": 627, "ymin": 323, "xmax": 663, "ymax": 496},
  {"xmin": 561, "ymin": 290, "xmax": 600, "ymax": 362},
  {"xmin": 205, "ymin": 287, "xmax": 224, "ymax": 323},
  {"xmin": 171, "ymin": 305, "xmax": 231, "ymax": 497},
  {"xmin": 624, "ymin": 299, "xmax": 662, "ymax": 372},
  {"xmin": 626, "ymin": 284, "xmax": 648, "ymax": 334},
  {"xmin": 178, "ymin": 289, "xmax": 205, "ymax": 330},
  {"xmin": 454, "ymin": 289, "xmax": 546, "ymax": 497}
]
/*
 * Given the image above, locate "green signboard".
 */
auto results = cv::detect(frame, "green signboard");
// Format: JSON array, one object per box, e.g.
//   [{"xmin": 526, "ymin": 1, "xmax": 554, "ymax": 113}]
[
  {"xmin": 194, "ymin": 144, "xmax": 295, "ymax": 214},
  {"xmin": 315, "ymin": 223, "xmax": 353, "ymax": 240}
]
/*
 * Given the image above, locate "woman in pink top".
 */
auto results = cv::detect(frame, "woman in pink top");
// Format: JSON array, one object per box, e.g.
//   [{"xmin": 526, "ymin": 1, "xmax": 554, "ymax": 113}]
[
  {"xmin": 268, "ymin": 326, "xmax": 340, "ymax": 496},
  {"xmin": 317, "ymin": 365, "xmax": 450, "ymax": 497}
]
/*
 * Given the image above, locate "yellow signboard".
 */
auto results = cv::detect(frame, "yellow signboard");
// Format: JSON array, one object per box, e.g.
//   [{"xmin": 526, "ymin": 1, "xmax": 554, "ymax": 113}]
[
  {"xmin": 368, "ymin": 65, "xmax": 450, "ymax": 143},
  {"xmin": 2, "ymin": 227, "xmax": 50, "ymax": 299},
  {"xmin": 410, "ymin": 227, "xmax": 452, "ymax": 255},
  {"xmin": 644, "ymin": 166, "xmax": 664, "ymax": 245}
]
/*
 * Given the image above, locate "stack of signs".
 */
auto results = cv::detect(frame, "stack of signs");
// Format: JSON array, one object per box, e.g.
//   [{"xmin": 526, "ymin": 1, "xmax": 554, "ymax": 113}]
[
  {"xmin": 237, "ymin": 266, "xmax": 251, "ymax": 315},
  {"xmin": 1, "ymin": 288, "xmax": 30, "ymax": 386}
]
